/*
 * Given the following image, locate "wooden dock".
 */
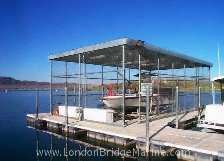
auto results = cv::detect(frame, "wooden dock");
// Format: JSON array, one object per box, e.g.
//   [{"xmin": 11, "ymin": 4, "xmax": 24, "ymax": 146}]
[{"xmin": 27, "ymin": 110, "xmax": 224, "ymax": 161}]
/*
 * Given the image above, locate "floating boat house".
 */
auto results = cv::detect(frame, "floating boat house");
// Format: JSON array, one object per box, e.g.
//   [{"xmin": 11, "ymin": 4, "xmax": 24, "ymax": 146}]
[
  {"xmin": 48, "ymin": 38, "xmax": 212, "ymax": 127},
  {"xmin": 28, "ymin": 38, "xmax": 224, "ymax": 161}
]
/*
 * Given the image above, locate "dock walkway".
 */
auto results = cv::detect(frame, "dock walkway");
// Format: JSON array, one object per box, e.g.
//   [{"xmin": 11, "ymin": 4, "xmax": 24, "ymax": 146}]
[{"xmin": 27, "ymin": 111, "xmax": 224, "ymax": 159}]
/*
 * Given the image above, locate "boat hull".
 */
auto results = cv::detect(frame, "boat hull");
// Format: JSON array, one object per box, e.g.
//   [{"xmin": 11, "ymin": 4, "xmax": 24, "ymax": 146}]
[{"xmin": 101, "ymin": 95, "xmax": 173, "ymax": 109}]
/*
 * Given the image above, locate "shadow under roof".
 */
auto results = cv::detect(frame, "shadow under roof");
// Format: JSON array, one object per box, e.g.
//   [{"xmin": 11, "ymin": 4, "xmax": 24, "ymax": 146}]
[{"xmin": 48, "ymin": 38, "xmax": 212, "ymax": 70}]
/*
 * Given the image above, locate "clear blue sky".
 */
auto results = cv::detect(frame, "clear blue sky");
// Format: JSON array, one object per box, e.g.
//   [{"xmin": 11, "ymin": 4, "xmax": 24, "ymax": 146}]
[{"xmin": 1, "ymin": 0, "xmax": 224, "ymax": 82}]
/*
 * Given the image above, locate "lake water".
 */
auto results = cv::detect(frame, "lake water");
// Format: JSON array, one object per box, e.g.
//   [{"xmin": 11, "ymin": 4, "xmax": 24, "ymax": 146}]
[{"xmin": 0, "ymin": 90, "xmax": 220, "ymax": 161}]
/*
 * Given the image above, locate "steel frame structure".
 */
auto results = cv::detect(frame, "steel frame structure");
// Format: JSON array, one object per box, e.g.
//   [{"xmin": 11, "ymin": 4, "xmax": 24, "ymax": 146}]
[{"xmin": 48, "ymin": 38, "xmax": 212, "ymax": 128}]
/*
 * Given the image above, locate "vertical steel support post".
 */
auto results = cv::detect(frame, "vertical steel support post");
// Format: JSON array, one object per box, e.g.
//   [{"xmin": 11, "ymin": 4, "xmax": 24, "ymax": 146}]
[
  {"xmin": 122, "ymin": 45, "xmax": 126, "ymax": 128},
  {"xmin": 193, "ymin": 67, "xmax": 196, "ymax": 110},
  {"xmin": 65, "ymin": 87, "xmax": 68, "ymax": 131},
  {"xmin": 116, "ymin": 67, "xmax": 119, "ymax": 93},
  {"xmin": 198, "ymin": 86, "xmax": 202, "ymax": 121},
  {"xmin": 138, "ymin": 54, "xmax": 141, "ymax": 123},
  {"xmin": 101, "ymin": 65, "xmax": 104, "ymax": 97},
  {"xmin": 197, "ymin": 68, "xmax": 200, "ymax": 108},
  {"xmin": 78, "ymin": 54, "xmax": 82, "ymax": 121},
  {"xmin": 65, "ymin": 62, "xmax": 68, "ymax": 130},
  {"xmin": 84, "ymin": 56, "xmax": 87, "ymax": 108},
  {"xmin": 208, "ymin": 67, "xmax": 213, "ymax": 104},
  {"xmin": 156, "ymin": 58, "xmax": 160, "ymax": 114},
  {"xmin": 50, "ymin": 61, "xmax": 52, "ymax": 115},
  {"xmin": 65, "ymin": 61, "xmax": 68, "ymax": 88},
  {"xmin": 73, "ymin": 62, "xmax": 77, "ymax": 106},
  {"xmin": 194, "ymin": 67, "xmax": 199, "ymax": 110},
  {"xmin": 172, "ymin": 62, "xmax": 175, "ymax": 111},
  {"xmin": 199, "ymin": 86, "xmax": 201, "ymax": 108},
  {"xmin": 175, "ymin": 86, "xmax": 179, "ymax": 129},
  {"xmin": 145, "ymin": 85, "xmax": 150, "ymax": 153},
  {"xmin": 36, "ymin": 88, "xmax": 39, "ymax": 118}
]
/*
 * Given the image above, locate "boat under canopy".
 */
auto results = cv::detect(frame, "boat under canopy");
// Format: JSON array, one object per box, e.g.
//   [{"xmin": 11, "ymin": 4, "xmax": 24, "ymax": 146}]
[{"xmin": 49, "ymin": 37, "xmax": 212, "ymax": 126}]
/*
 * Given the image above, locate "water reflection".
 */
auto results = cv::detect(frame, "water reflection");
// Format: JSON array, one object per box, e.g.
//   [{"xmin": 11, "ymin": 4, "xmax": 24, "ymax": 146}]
[
  {"xmin": 36, "ymin": 130, "xmax": 40, "ymax": 161},
  {"xmin": 33, "ymin": 127, "xmax": 176, "ymax": 161}
]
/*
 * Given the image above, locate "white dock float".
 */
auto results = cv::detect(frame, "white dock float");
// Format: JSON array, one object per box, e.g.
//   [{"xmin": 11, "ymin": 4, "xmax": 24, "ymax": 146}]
[
  {"xmin": 84, "ymin": 108, "xmax": 114, "ymax": 123},
  {"xmin": 198, "ymin": 104, "xmax": 224, "ymax": 131},
  {"xmin": 59, "ymin": 105, "xmax": 81, "ymax": 118}
]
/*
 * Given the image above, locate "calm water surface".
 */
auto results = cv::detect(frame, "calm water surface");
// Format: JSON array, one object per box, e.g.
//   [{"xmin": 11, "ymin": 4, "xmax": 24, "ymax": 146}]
[{"xmin": 0, "ymin": 90, "xmax": 219, "ymax": 161}]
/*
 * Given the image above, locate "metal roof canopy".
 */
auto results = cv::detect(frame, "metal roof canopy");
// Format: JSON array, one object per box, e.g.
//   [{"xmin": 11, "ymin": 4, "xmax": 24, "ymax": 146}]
[{"xmin": 49, "ymin": 38, "xmax": 212, "ymax": 70}]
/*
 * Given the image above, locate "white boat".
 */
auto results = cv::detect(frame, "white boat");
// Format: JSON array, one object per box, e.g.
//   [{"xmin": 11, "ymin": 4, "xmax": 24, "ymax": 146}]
[
  {"xmin": 101, "ymin": 93, "xmax": 173, "ymax": 110},
  {"xmin": 101, "ymin": 73, "xmax": 173, "ymax": 110},
  {"xmin": 101, "ymin": 94, "xmax": 139, "ymax": 109}
]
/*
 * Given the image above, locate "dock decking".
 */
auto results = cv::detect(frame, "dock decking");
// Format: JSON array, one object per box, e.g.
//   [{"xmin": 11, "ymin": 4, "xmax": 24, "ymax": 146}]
[{"xmin": 27, "ymin": 110, "xmax": 224, "ymax": 160}]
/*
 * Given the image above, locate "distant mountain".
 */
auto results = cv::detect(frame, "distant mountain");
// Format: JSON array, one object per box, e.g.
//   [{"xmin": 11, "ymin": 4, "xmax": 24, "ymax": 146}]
[
  {"xmin": 0, "ymin": 77, "xmax": 49, "ymax": 85},
  {"xmin": 0, "ymin": 76, "xmax": 82, "ymax": 90},
  {"xmin": 0, "ymin": 76, "xmax": 49, "ymax": 89}
]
